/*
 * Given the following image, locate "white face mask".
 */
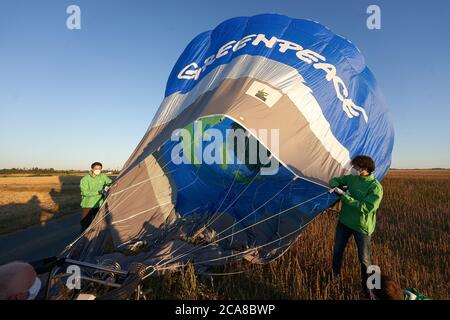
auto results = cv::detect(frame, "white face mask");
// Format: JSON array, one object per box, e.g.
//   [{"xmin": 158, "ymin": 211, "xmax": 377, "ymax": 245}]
[
  {"xmin": 93, "ymin": 169, "xmax": 101, "ymax": 175},
  {"xmin": 27, "ymin": 277, "xmax": 41, "ymax": 300},
  {"xmin": 350, "ymin": 167, "xmax": 361, "ymax": 176}
]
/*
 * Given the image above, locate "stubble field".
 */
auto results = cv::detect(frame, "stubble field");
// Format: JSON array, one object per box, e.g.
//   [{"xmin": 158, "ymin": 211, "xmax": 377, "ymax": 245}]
[{"xmin": 0, "ymin": 170, "xmax": 448, "ymax": 299}]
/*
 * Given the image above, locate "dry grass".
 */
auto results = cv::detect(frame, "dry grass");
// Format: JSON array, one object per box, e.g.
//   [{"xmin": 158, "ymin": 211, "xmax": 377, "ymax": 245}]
[
  {"xmin": 1, "ymin": 170, "xmax": 448, "ymax": 299},
  {"xmin": 0, "ymin": 175, "xmax": 82, "ymax": 234},
  {"xmin": 144, "ymin": 170, "xmax": 450, "ymax": 300}
]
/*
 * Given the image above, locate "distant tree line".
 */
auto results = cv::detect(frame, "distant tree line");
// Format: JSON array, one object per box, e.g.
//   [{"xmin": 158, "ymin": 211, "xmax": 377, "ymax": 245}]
[
  {"xmin": 0, "ymin": 167, "xmax": 120, "ymax": 175},
  {"xmin": 390, "ymin": 168, "xmax": 449, "ymax": 170}
]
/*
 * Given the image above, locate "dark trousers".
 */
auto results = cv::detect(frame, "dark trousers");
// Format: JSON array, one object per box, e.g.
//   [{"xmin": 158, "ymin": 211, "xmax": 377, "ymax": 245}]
[
  {"xmin": 332, "ymin": 221, "xmax": 372, "ymax": 291},
  {"xmin": 80, "ymin": 207, "xmax": 99, "ymax": 233}
]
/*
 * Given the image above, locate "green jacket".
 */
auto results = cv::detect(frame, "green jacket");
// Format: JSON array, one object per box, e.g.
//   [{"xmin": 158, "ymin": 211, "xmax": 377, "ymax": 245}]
[
  {"xmin": 329, "ymin": 174, "xmax": 383, "ymax": 236},
  {"xmin": 80, "ymin": 171, "xmax": 112, "ymax": 208}
]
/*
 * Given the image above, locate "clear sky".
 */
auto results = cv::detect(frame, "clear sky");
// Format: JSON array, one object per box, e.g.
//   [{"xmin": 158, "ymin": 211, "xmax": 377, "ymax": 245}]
[{"xmin": 1, "ymin": 0, "xmax": 449, "ymax": 170}]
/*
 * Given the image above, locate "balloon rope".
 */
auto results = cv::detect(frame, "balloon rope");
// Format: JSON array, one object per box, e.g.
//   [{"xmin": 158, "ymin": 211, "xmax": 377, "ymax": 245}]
[
  {"xmin": 146, "ymin": 190, "xmax": 330, "ymax": 276},
  {"xmin": 152, "ymin": 167, "xmax": 262, "ymax": 268},
  {"xmin": 109, "ymin": 146, "xmax": 174, "ymax": 198},
  {"xmin": 154, "ymin": 164, "xmax": 247, "ymax": 268},
  {"xmin": 206, "ymin": 169, "xmax": 260, "ymax": 228},
  {"xmin": 75, "ymin": 180, "xmax": 153, "ymax": 258},
  {"xmin": 60, "ymin": 165, "xmax": 177, "ymax": 257},
  {"xmin": 110, "ymin": 166, "xmax": 202, "ymax": 227},
  {"xmin": 83, "ymin": 164, "xmax": 202, "ymax": 252},
  {"xmin": 109, "ymin": 201, "xmax": 174, "ymax": 225},
  {"xmin": 153, "ymin": 178, "xmax": 296, "ymax": 269},
  {"xmin": 206, "ymin": 164, "xmax": 243, "ymax": 224}
]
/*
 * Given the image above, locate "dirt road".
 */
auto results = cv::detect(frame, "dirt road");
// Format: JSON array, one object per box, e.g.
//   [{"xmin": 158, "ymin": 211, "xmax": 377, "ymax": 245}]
[{"xmin": 0, "ymin": 213, "xmax": 80, "ymax": 264}]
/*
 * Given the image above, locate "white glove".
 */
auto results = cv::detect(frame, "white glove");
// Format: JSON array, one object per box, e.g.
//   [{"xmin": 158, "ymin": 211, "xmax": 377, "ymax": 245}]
[
  {"xmin": 27, "ymin": 277, "xmax": 41, "ymax": 300},
  {"xmin": 104, "ymin": 185, "xmax": 110, "ymax": 192}
]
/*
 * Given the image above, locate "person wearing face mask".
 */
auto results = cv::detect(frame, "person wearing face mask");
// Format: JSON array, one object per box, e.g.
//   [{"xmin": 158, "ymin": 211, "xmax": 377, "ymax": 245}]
[
  {"xmin": 328, "ymin": 155, "xmax": 383, "ymax": 296},
  {"xmin": 79, "ymin": 162, "xmax": 113, "ymax": 232},
  {"xmin": 0, "ymin": 261, "xmax": 41, "ymax": 300}
]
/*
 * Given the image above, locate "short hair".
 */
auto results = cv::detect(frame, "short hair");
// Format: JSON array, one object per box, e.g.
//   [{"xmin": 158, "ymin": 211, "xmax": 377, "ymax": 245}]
[
  {"xmin": 351, "ymin": 155, "xmax": 375, "ymax": 173},
  {"xmin": 372, "ymin": 274, "xmax": 404, "ymax": 300},
  {"xmin": 91, "ymin": 162, "xmax": 103, "ymax": 169}
]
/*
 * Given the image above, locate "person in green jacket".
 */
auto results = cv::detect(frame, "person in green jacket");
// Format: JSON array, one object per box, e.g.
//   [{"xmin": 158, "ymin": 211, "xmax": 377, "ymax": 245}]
[
  {"xmin": 80, "ymin": 162, "xmax": 112, "ymax": 232},
  {"xmin": 328, "ymin": 155, "xmax": 383, "ymax": 294}
]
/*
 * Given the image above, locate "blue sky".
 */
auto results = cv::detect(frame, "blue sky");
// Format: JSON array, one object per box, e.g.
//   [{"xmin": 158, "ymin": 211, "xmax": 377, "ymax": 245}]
[{"xmin": 0, "ymin": 0, "xmax": 449, "ymax": 170}]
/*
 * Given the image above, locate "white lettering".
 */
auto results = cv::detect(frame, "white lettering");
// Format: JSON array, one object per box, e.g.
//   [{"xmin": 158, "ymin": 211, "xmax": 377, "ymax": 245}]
[
  {"xmin": 177, "ymin": 33, "xmax": 368, "ymax": 122},
  {"xmin": 252, "ymin": 34, "xmax": 278, "ymax": 48},
  {"xmin": 367, "ymin": 5, "xmax": 381, "ymax": 30},
  {"xmin": 366, "ymin": 265, "xmax": 381, "ymax": 289},
  {"xmin": 277, "ymin": 39, "xmax": 303, "ymax": 53},
  {"xmin": 66, "ymin": 5, "xmax": 81, "ymax": 30},
  {"xmin": 216, "ymin": 40, "xmax": 237, "ymax": 59},
  {"xmin": 233, "ymin": 34, "xmax": 256, "ymax": 52},
  {"xmin": 296, "ymin": 49, "xmax": 325, "ymax": 64},
  {"xmin": 66, "ymin": 265, "xmax": 81, "ymax": 289},
  {"xmin": 178, "ymin": 62, "xmax": 200, "ymax": 80}
]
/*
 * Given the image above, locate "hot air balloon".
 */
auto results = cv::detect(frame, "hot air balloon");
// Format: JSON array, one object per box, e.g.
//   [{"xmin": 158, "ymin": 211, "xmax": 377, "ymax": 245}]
[{"xmin": 45, "ymin": 13, "xmax": 394, "ymax": 299}]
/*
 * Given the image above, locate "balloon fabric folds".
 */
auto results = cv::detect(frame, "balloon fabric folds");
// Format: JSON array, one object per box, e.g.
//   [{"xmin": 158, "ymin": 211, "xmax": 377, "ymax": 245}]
[{"xmin": 64, "ymin": 14, "xmax": 394, "ymax": 275}]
